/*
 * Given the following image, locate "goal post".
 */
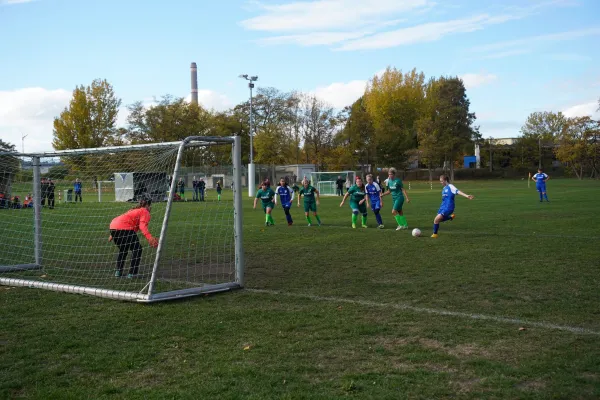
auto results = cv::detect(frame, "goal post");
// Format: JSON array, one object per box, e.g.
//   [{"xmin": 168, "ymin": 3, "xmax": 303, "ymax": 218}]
[
  {"xmin": 308, "ymin": 171, "xmax": 356, "ymax": 196},
  {"xmin": 0, "ymin": 136, "xmax": 244, "ymax": 302}
]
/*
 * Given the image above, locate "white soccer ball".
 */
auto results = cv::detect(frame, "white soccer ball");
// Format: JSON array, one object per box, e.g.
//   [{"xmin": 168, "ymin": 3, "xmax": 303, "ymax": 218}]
[{"xmin": 412, "ymin": 228, "xmax": 421, "ymax": 237}]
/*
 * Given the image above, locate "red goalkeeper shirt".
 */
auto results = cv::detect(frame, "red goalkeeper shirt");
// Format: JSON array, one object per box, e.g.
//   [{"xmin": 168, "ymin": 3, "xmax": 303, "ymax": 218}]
[{"xmin": 110, "ymin": 208, "xmax": 153, "ymax": 241}]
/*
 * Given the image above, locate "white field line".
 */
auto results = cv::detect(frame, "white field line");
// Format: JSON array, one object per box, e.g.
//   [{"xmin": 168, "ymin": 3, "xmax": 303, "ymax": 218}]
[
  {"xmin": 247, "ymin": 289, "xmax": 600, "ymax": 336},
  {"xmin": 243, "ymin": 223, "xmax": 600, "ymax": 239}
]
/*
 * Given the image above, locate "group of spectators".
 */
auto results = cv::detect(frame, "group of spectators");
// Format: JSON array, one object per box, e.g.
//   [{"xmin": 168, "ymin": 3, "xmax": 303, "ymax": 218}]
[{"xmin": 0, "ymin": 177, "xmax": 84, "ymax": 210}]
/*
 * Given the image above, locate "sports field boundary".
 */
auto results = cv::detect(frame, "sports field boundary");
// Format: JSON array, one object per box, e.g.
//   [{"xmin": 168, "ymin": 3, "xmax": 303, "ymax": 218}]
[{"xmin": 247, "ymin": 288, "xmax": 600, "ymax": 336}]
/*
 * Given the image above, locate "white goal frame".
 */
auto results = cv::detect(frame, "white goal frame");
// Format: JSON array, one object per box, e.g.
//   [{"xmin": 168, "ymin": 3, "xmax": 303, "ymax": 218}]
[
  {"xmin": 0, "ymin": 136, "xmax": 244, "ymax": 303},
  {"xmin": 308, "ymin": 171, "xmax": 356, "ymax": 196}
]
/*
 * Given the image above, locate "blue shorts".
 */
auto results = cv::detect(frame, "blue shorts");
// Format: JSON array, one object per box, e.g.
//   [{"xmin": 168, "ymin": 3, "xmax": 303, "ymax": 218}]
[
  {"xmin": 370, "ymin": 200, "xmax": 381, "ymax": 211},
  {"xmin": 536, "ymin": 184, "xmax": 546, "ymax": 193},
  {"xmin": 281, "ymin": 202, "xmax": 292, "ymax": 209},
  {"xmin": 438, "ymin": 208, "xmax": 454, "ymax": 218}
]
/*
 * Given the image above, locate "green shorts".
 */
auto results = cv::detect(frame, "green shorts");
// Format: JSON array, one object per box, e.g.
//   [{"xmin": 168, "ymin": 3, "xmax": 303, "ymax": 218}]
[
  {"xmin": 304, "ymin": 201, "xmax": 317, "ymax": 213},
  {"xmin": 350, "ymin": 202, "xmax": 367, "ymax": 214},
  {"xmin": 262, "ymin": 202, "xmax": 274, "ymax": 212},
  {"xmin": 392, "ymin": 197, "xmax": 404, "ymax": 212}
]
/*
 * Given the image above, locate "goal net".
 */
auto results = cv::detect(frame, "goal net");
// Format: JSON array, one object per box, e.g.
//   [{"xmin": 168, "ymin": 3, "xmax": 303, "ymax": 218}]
[
  {"xmin": 307, "ymin": 171, "xmax": 356, "ymax": 196},
  {"xmin": 0, "ymin": 136, "xmax": 244, "ymax": 303}
]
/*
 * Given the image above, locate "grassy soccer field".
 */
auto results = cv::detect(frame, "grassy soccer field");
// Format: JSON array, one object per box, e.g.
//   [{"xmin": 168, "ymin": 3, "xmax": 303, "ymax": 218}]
[{"xmin": 1, "ymin": 179, "xmax": 599, "ymax": 399}]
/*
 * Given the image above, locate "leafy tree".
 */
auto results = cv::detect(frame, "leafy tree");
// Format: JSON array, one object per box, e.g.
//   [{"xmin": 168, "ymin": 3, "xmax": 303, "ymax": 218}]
[
  {"xmin": 364, "ymin": 67, "xmax": 425, "ymax": 167},
  {"xmin": 416, "ymin": 77, "xmax": 479, "ymax": 180},
  {"xmin": 53, "ymin": 79, "xmax": 122, "ymax": 150},
  {"xmin": 555, "ymin": 116, "xmax": 600, "ymax": 179},
  {"xmin": 434, "ymin": 77, "xmax": 479, "ymax": 180},
  {"xmin": 335, "ymin": 97, "xmax": 375, "ymax": 170},
  {"xmin": 126, "ymin": 95, "xmax": 211, "ymax": 144},
  {"xmin": 299, "ymin": 94, "xmax": 337, "ymax": 169},
  {"xmin": 520, "ymin": 111, "xmax": 567, "ymax": 168}
]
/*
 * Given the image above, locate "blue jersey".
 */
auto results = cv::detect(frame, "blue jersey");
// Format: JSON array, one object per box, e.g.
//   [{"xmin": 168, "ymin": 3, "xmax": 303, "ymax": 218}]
[
  {"xmin": 74, "ymin": 182, "xmax": 82, "ymax": 192},
  {"xmin": 439, "ymin": 184, "xmax": 460, "ymax": 212},
  {"xmin": 365, "ymin": 182, "xmax": 382, "ymax": 202},
  {"xmin": 275, "ymin": 185, "xmax": 294, "ymax": 206},
  {"xmin": 533, "ymin": 173, "xmax": 548, "ymax": 184}
]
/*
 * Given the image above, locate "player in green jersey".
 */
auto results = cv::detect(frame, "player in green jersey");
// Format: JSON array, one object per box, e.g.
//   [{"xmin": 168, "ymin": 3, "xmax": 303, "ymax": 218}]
[
  {"xmin": 253, "ymin": 180, "xmax": 276, "ymax": 226},
  {"xmin": 381, "ymin": 167, "xmax": 411, "ymax": 230},
  {"xmin": 340, "ymin": 176, "xmax": 368, "ymax": 228},
  {"xmin": 297, "ymin": 179, "xmax": 321, "ymax": 226}
]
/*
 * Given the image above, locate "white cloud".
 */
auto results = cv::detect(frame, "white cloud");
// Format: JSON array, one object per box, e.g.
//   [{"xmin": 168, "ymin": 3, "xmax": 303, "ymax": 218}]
[
  {"xmin": 547, "ymin": 53, "xmax": 591, "ymax": 61},
  {"xmin": 242, "ymin": 0, "xmax": 566, "ymax": 50},
  {"xmin": 336, "ymin": 13, "xmax": 523, "ymax": 51},
  {"xmin": 185, "ymin": 90, "xmax": 232, "ymax": 111},
  {"xmin": 471, "ymin": 27, "xmax": 600, "ymax": 57},
  {"xmin": 562, "ymin": 101, "xmax": 600, "ymax": 118},
  {"xmin": 0, "ymin": 88, "xmax": 71, "ymax": 153},
  {"xmin": 459, "ymin": 73, "xmax": 498, "ymax": 89},
  {"xmin": 241, "ymin": 0, "xmax": 427, "ymax": 32},
  {"xmin": 313, "ymin": 80, "xmax": 367, "ymax": 108},
  {"xmin": 257, "ymin": 30, "xmax": 372, "ymax": 46},
  {"xmin": 1, "ymin": 0, "xmax": 36, "ymax": 4}
]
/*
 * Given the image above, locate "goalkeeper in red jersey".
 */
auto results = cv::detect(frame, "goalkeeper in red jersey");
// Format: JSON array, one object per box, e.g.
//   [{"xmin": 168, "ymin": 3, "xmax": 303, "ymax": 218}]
[{"xmin": 109, "ymin": 195, "xmax": 159, "ymax": 278}]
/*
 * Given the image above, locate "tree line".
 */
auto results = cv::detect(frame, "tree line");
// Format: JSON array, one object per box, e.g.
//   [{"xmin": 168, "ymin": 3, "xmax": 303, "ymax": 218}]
[{"xmin": 50, "ymin": 72, "xmax": 599, "ymax": 180}]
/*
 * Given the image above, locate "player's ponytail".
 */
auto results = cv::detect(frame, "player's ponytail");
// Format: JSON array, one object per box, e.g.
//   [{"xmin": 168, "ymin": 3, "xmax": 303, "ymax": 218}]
[{"xmin": 133, "ymin": 194, "xmax": 152, "ymax": 209}]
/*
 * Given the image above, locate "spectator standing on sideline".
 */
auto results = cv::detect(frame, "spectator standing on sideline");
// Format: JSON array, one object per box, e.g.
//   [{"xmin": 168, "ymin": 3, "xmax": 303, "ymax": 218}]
[
  {"xmin": 199, "ymin": 179, "xmax": 206, "ymax": 201},
  {"xmin": 41, "ymin": 177, "xmax": 49, "ymax": 207},
  {"xmin": 192, "ymin": 176, "xmax": 200, "ymax": 201},
  {"xmin": 177, "ymin": 177, "xmax": 186, "ymax": 200},
  {"xmin": 74, "ymin": 178, "xmax": 83, "ymax": 202},
  {"xmin": 335, "ymin": 175, "xmax": 345, "ymax": 196},
  {"xmin": 47, "ymin": 179, "xmax": 55, "ymax": 209}
]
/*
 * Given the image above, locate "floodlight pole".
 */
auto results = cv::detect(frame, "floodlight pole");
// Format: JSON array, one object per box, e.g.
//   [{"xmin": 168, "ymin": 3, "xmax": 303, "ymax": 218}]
[{"xmin": 240, "ymin": 74, "xmax": 258, "ymax": 197}]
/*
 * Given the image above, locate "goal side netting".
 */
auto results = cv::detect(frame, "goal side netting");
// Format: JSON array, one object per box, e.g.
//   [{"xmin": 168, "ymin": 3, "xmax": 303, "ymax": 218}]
[
  {"xmin": 0, "ymin": 136, "xmax": 244, "ymax": 303},
  {"xmin": 307, "ymin": 171, "xmax": 356, "ymax": 196}
]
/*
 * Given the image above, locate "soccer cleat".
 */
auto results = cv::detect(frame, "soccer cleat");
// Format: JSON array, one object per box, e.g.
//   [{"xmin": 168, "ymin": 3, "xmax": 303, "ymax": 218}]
[
  {"xmin": 288, "ymin": 222, "xmax": 293, "ymax": 226},
  {"xmin": 362, "ymin": 225, "xmax": 368, "ymax": 228},
  {"xmin": 450, "ymin": 213, "xmax": 455, "ymax": 220},
  {"xmin": 352, "ymin": 223, "xmax": 356, "ymax": 229},
  {"xmin": 307, "ymin": 223, "xmax": 312, "ymax": 227},
  {"xmin": 127, "ymin": 273, "xmax": 135, "ymax": 279},
  {"xmin": 431, "ymin": 233, "xmax": 438, "ymax": 238},
  {"xmin": 378, "ymin": 224, "xmax": 384, "ymax": 229},
  {"xmin": 265, "ymin": 222, "xmax": 269, "ymax": 227},
  {"xmin": 396, "ymin": 226, "xmax": 403, "ymax": 231},
  {"xmin": 114, "ymin": 270, "xmax": 122, "ymax": 278}
]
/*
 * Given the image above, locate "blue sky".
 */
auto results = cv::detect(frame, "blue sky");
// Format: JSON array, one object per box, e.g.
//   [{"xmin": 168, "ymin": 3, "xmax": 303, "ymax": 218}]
[{"xmin": 1, "ymin": 0, "xmax": 599, "ymax": 152}]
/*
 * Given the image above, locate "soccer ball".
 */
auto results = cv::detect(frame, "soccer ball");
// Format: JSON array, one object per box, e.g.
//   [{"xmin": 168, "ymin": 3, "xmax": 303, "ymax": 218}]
[{"xmin": 412, "ymin": 228, "xmax": 421, "ymax": 237}]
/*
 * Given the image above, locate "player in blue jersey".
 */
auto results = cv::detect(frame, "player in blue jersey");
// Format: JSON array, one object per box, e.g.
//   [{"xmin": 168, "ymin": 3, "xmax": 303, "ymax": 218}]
[
  {"xmin": 431, "ymin": 175, "xmax": 474, "ymax": 238},
  {"xmin": 365, "ymin": 174, "xmax": 385, "ymax": 229},
  {"xmin": 274, "ymin": 178, "xmax": 295, "ymax": 226},
  {"xmin": 532, "ymin": 168, "xmax": 549, "ymax": 202}
]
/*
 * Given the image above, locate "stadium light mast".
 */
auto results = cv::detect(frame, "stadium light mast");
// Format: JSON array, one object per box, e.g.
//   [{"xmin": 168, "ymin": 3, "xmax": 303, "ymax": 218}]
[{"xmin": 239, "ymin": 74, "xmax": 258, "ymax": 197}]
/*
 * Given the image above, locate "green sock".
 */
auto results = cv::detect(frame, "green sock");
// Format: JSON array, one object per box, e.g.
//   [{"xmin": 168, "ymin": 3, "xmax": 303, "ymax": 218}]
[
  {"xmin": 362, "ymin": 215, "xmax": 367, "ymax": 226},
  {"xmin": 218, "ymin": 195, "xmax": 221, "ymax": 201},
  {"xmin": 269, "ymin": 215, "xmax": 274, "ymax": 224},
  {"xmin": 352, "ymin": 214, "xmax": 357, "ymax": 225},
  {"xmin": 394, "ymin": 215, "xmax": 403, "ymax": 226},
  {"xmin": 306, "ymin": 216, "xmax": 312, "ymax": 224},
  {"xmin": 315, "ymin": 215, "xmax": 321, "ymax": 224},
  {"xmin": 398, "ymin": 215, "xmax": 407, "ymax": 227},
  {"xmin": 265, "ymin": 214, "xmax": 270, "ymax": 223}
]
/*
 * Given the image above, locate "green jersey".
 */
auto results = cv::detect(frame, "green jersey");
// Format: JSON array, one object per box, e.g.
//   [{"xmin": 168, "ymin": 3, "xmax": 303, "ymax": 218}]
[
  {"xmin": 387, "ymin": 178, "xmax": 404, "ymax": 199},
  {"xmin": 299, "ymin": 185, "xmax": 317, "ymax": 202},
  {"xmin": 347, "ymin": 184, "xmax": 366, "ymax": 205},
  {"xmin": 256, "ymin": 188, "xmax": 275, "ymax": 206}
]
